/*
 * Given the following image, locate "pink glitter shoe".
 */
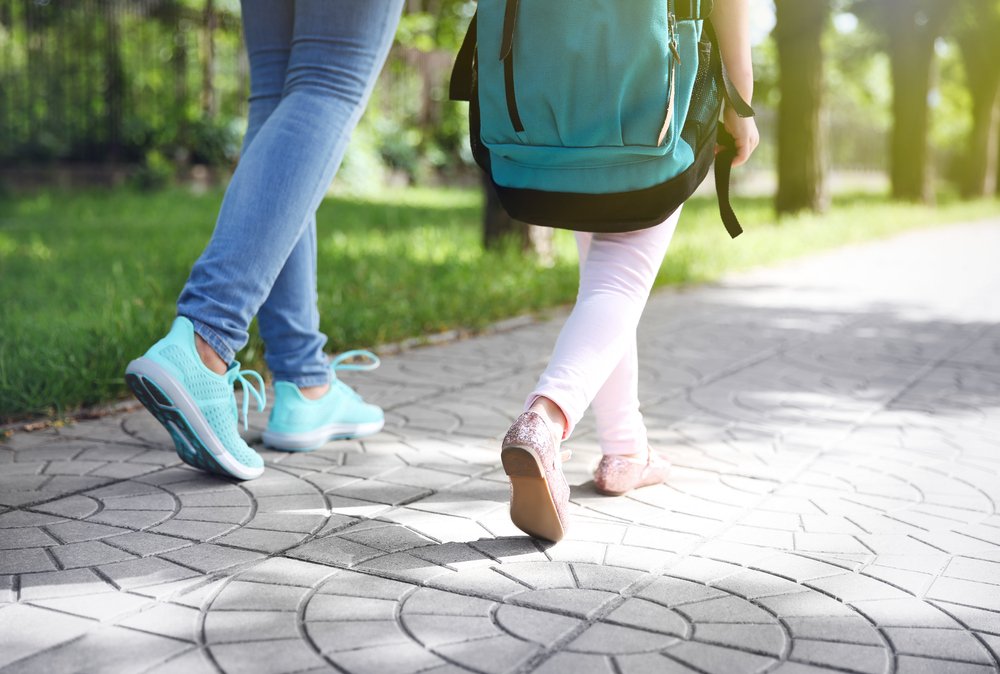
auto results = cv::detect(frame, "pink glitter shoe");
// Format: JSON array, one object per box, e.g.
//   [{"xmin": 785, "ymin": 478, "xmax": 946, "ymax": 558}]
[
  {"xmin": 501, "ymin": 411, "xmax": 570, "ymax": 542},
  {"xmin": 593, "ymin": 449, "xmax": 671, "ymax": 497}
]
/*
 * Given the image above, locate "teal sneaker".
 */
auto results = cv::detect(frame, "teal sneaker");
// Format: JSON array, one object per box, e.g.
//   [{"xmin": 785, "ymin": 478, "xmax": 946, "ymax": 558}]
[
  {"xmin": 124, "ymin": 317, "xmax": 266, "ymax": 481},
  {"xmin": 262, "ymin": 350, "xmax": 384, "ymax": 452}
]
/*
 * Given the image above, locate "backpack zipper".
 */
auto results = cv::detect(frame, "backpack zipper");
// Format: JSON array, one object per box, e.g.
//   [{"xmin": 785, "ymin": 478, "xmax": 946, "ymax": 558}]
[
  {"xmin": 658, "ymin": 11, "xmax": 680, "ymax": 145},
  {"xmin": 500, "ymin": 0, "xmax": 525, "ymax": 133}
]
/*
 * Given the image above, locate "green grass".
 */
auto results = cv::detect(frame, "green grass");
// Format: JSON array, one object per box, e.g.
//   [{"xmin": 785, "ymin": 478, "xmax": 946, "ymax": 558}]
[{"xmin": 1, "ymin": 186, "xmax": 998, "ymax": 422}]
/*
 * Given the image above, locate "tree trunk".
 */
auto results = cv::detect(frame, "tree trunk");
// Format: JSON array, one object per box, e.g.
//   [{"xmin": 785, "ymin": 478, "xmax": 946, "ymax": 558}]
[
  {"xmin": 103, "ymin": 2, "xmax": 125, "ymax": 161},
  {"xmin": 482, "ymin": 175, "xmax": 553, "ymax": 262},
  {"xmin": 964, "ymin": 87, "xmax": 1000, "ymax": 198},
  {"xmin": 774, "ymin": 0, "xmax": 830, "ymax": 215},
  {"xmin": 201, "ymin": 0, "xmax": 217, "ymax": 118},
  {"xmin": 882, "ymin": 2, "xmax": 952, "ymax": 202},
  {"xmin": 956, "ymin": 6, "xmax": 1000, "ymax": 198},
  {"xmin": 172, "ymin": 1, "xmax": 189, "ymax": 151}
]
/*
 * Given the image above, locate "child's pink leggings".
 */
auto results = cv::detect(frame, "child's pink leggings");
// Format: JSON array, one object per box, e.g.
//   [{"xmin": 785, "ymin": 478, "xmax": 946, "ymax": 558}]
[{"xmin": 526, "ymin": 208, "xmax": 681, "ymax": 455}]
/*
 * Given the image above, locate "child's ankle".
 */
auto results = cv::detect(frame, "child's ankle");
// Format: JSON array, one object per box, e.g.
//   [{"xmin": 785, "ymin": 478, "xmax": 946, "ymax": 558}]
[{"xmin": 529, "ymin": 396, "xmax": 567, "ymax": 442}]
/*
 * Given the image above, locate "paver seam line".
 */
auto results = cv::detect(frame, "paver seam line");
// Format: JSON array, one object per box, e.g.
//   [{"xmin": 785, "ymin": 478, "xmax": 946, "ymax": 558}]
[
  {"xmin": 0, "ymin": 632, "xmax": 90, "ymax": 674},
  {"xmin": 292, "ymin": 565, "xmax": 352, "ymax": 674},
  {"xmin": 395, "ymin": 585, "xmax": 490, "ymax": 674},
  {"xmin": 133, "ymin": 646, "xmax": 200, "ymax": 674},
  {"xmin": 784, "ymin": 649, "xmax": 890, "ymax": 674},
  {"xmin": 882, "ymin": 624, "xmax": 999, "ymax": 669},
  {"xmin": 659, "ymin": 650, "xmax": 721, "ymax": 674}
]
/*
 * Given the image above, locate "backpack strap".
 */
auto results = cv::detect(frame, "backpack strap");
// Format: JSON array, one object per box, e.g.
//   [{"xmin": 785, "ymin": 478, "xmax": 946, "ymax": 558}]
[
  {"xmin": 675, "ymin": 0, "xmax": 714, "ymax": 20},
  {"xmin": 714, "ymin": 124, "xmax": 743, "ymax": 238},
  {"xmin": 449, "ymin": 13, "xmax": 477, "ymax": 103}
]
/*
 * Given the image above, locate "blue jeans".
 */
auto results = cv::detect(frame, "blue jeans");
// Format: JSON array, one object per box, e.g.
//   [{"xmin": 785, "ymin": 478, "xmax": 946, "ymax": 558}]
[{"xmin": 177, "ymin": 0, "xmax": 402, "ymax": 387}]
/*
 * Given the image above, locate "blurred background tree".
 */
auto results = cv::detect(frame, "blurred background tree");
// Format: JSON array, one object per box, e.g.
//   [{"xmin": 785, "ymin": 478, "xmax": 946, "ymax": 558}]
[
  {"xmin": 0, "ymin": 0, "xmax": 998, "ymax": 213},
  {"xmin": 773, "ymin": 0, "xmax": 830, "ymax": 215}
]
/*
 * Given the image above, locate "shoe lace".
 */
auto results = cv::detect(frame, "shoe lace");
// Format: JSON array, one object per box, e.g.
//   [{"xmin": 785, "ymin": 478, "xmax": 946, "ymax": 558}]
[
  {"xmin": 329, "ymin": 350, "xmax": 380, "ymax": 402},
  {"xmin": 227, "ymin": 364, "xmax": 267, "ymax": 431}
]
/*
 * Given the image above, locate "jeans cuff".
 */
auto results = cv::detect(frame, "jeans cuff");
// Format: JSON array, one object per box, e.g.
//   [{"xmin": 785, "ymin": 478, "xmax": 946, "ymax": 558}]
[
  {"xmin": 277, "ymin": 371, "xmax": 331, "ymax": 389},
  {"xmin": 185, "ymin": 317, "xmax": 237, "ymax": 365}
]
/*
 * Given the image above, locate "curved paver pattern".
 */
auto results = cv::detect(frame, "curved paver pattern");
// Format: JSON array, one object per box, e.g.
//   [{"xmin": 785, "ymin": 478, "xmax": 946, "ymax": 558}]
[{"xmin": 2, "ymin": 221, "xmax": 1000, "ymax": 673}]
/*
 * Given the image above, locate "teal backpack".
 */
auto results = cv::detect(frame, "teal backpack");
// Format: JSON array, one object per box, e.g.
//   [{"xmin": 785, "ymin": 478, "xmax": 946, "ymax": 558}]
[{"xmin": 450, "ymin": 0, "xmax": 755, "ymax": 237}]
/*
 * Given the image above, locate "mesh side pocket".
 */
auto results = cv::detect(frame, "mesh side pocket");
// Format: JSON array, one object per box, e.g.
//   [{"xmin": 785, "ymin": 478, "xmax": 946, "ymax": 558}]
[{"xmin": 681, "ymin": 36, "xmax": 721, "ymax": 152}]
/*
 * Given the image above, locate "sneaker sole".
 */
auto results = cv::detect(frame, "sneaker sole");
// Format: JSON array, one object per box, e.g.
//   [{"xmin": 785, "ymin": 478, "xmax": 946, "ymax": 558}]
[
  {"xmin": 501, "ymin": 444, "xmax": 566, "ymax": 542},
  {"xmin": 262, "ymin": 420, "xmax": 384, "ymax": 452},
  {"xmin": 125, "ymin": 357, "xmax": 264, "ymax": 481}
]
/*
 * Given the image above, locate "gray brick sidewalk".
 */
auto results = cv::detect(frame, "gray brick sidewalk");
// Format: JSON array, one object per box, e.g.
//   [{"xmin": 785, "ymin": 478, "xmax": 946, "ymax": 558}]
[{"xmin": 2, "ymin": 220, "xmax": 999, "ymax": 674}]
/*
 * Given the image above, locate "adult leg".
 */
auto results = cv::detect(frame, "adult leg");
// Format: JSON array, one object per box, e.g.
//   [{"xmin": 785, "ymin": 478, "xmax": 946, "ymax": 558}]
[
  {"xmin": 177, "ymin": 0, "xmax": 403, "ymax": 367},
  {"xmin": 233, "ymin": 1, "xmax": 329, "ymax": 390}
]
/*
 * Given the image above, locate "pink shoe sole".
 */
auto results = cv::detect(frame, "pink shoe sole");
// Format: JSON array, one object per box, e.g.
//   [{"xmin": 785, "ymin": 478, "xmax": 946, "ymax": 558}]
[{"xmin": 501, "ymin": 412, "xmax": 569, "ymax": 542}]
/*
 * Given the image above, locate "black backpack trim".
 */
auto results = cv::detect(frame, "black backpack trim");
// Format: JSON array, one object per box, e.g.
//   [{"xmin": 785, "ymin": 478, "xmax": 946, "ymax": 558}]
[{"xmin": 450, "ymin": 4, "xmax": 752, "ymax": 239}]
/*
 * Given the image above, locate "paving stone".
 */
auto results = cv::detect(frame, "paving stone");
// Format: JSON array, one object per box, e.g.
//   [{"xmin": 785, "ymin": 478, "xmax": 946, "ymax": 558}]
[
  {"xmin": 88, "ymin": 509, "xmax": 173, "ymax": 529},
  {"xmin": 286, "ymin": 533, "xmax": 383, "ymax": 568},
  {"xmin": 535, "ymin": 652, "xmax": 616, "ymax": 674},
  {"xmin": 0, "ymin": 547, "xmax": 57, "ymax": 573},
  {"xmin": 211, "ymin": 580, "xmax": 307, "ymax": 611},
  {"xmin": 0, "ymin": 526, "xmax": 59, "ymax": 549},
  {"xmin": 401, "ymin": 613, "xmax": 498, "ymax": 647},
  {"xmin": 315, "ymin": 568, "xmax": 416, "ymax": 600},
  {"xmin": 118, "ymin": 604, "xmax": 200, "ymax": 642},
  {"xmin": 571, "ymin": 562, "xmax": 645, "ymax": 593},
  {"xmin": 883, "ymin": 627, "xmax": 993, "ymax": 663},
  {"xmin": 98, "ymin": 556, "xmax": 200, "ymax": 590},
  {"xmin": 694, "ymin": 623, "xmax": 787, "ymax": 657},
  {"xmin": 50, "ymin": 539, "xmax": 137, "ymax": 568},
  {"xmin": 29, "ymin": 589, "xmax": 156, "ymax": 622},
  {"xmin": 789, "ymin": 639, "xmax": 889, "ymax": 674},
  {"xmin": 0, "ymin": 604, "xmax": 93, "ymax": 668},
  {"xmin": 19, "ymin": 567, "xmax": 112, "ymax": 600},
  {"xmin": 203, "ymin": 609, "xmax": 299, "ymax": 643},
  {"xmin": 895, "ymin": 656, "xmax": 999, "ymax": 674},
  {"xmin": 44, "ymin": 519, "xmax": 133, "ymax": 543},
  {"xmin": 150, "ymin": 518, "xmax": 239, "ymax": 540},
  {"xmin": 307, "ymin": 618, "xmax": 409, "ymax": 653},
  {"xmin": 568, "ymin": 622, "xmax": 680, "ymax": 655},
  {"xmin": 330, "ymin": 641, "xmax": 446, "ymax": 674},
  {"xmin": 926, "ymin": 576, "xmax": 1000, "ymax": 612},
  {"xmin": 783, "ymin": 616, "xmax": 883, "ymax": 645},
  {"xmin": 160, "ymin": 543, "xmax": 265, "ymax": 573},
  {"xmin": 0, "ymin": 575, "xmax": 15, "ymax": 603},
  {"xmin": 106, "ymin": 531, "xmax": 193, "ymax": 556},
  {"xmin": 604, "ymin": 598, "xmax": 688, "ymax": 636},
  {"xmin": 338, "ymin": 523, "xmax": 437, "ymax": 553},
  {"xmin": 31, "ymin": 494, "xmax": 102, "ymax": 518},
  {"xmin": 509, "ymin": 588, "xmax": 617, "ymax": 619},
  {"xmin": 236, "ymin": 556, "xmax": 337, "ymax": 587},
  {"xmin": 434, "ymin": 634, "xmax": 540, "ymax": 674},
  {"xmin": 239, "ymin": 511, "xmax": 326, "ymax": 534},
  {"xmin": 402, "ymin": 587, "xmax": 495, "ymax": 616},
  {"xmin": 210, "ymin": 638, "xmax": 329, "ymax": 673},
  {"xmin": 668, "ymin": 641, "xmax": 777, "ymax": 674},
  {"xmin": 138, "ymin": 647, "xmax": 218, "ymax": 674},
  {"xmin": 851, "ymin": 597, "xmax": 964, "ymax": 628},
  {"xmin": 210, "ymin": 527, "xmax": 307, "ymax": 553},
  {"xmin": 306, "ymin": 593, "xmax": 397, "ymax": 621}
]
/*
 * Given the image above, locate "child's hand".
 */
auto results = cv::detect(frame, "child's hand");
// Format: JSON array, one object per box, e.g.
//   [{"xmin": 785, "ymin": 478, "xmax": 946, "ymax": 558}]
[{"xmin": 721, "ymin": 103, "xmax": 759, "ymax": 167}]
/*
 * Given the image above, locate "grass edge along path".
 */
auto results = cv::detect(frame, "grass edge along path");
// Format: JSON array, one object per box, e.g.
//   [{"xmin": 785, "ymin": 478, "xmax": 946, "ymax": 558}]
[{"xmin": 1, "ymin": 186, "xmax": 998, "ymax": 424}]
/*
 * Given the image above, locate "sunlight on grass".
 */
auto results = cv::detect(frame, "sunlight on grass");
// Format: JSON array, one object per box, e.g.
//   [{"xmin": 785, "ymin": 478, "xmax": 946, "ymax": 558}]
[{"xmin": 1, "ymin": 186, "xmax": 997, "ymax": 421}]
